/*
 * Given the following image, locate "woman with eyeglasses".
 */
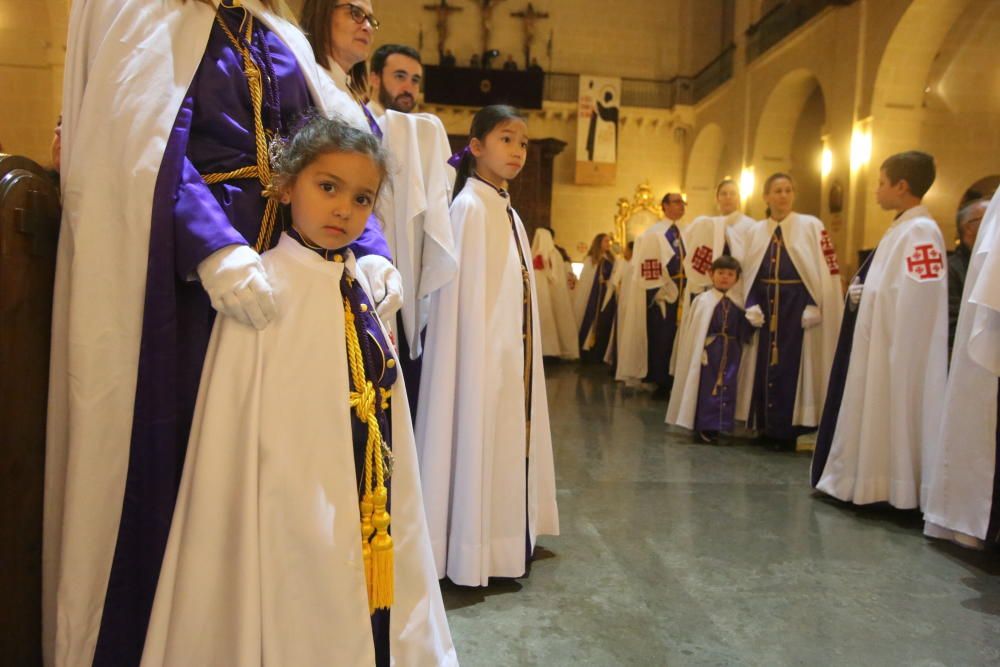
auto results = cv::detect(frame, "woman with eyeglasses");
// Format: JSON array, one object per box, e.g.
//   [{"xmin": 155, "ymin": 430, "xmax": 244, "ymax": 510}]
[
  {"xmin": 300, "ymin": 1, "xmax": 383, "ymax": 135},
  {"xmin": 45, "ymin": 1, "xmax": 418, "ymax": 666}
]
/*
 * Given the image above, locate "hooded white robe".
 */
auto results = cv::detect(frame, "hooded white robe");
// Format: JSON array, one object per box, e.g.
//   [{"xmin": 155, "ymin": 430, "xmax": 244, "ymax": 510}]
[
  {"xmin": 813, "ymin": 206, "xmax": 948, "ymax": 509},
  {"xmin": 615, "ymin": 220, "xmax": 680, "ymax": 383},
  {"xmin": 415, "ymin": 178, "xmax": 559, "ymax": 586},
  {"xmin": 141, "ymin": 235, "xmax": 457, "ymax": 666},
  {"xmin": 681, "ymin": 211, "xmax": 755, "ymax": 299},
  {"xmin": 374, "ymin": 109, "xmax": 458, "ymax": 357},
  {"xmin": 924, "ymin": 190, "xmax": 1000, "ymax": 544},
  {"xmin": 44, "ymin": 3, "xmax": 364, "ymax": 664},
  {"xmin": 532, "ymin": 228, "xmax": 580, "ymax": 359}
]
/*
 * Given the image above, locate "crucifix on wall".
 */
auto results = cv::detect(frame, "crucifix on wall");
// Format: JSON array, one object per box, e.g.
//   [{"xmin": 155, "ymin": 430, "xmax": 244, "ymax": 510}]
[
  {"xmin": 511, "ymin": 3, "xmax": 549, "ymax": 69},
  {"xmin": 423, "ymin": 0, "xmax": 463, "ymax": 60},
  {"xmin": 469, "ymin": 0, "xmax": 507, "ymax": 58}
]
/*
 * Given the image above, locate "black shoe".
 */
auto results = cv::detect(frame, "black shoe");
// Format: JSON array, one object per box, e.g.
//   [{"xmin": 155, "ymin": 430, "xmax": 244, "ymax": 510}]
[
  {"xmin": 652, "ymin": 386, "xmax": 670, "ymax": 400},
  {"xmin": 767, "ymin": 437, "xmax": 797, "ymax": 452},
  {"xmin": 695, "ymin": 430, "xmax": 718, "ymax": 444}
]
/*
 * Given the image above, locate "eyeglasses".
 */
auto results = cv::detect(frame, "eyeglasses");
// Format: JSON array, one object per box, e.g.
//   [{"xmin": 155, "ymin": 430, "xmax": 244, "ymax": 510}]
[{"xmin": 333, "ymin": 3, "xmax": 380, "ymax": 31}]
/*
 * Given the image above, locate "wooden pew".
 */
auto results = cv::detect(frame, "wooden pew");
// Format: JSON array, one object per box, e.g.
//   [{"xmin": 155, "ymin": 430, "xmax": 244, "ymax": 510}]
[{"xmin": 0, "ymin": 154, "xmax": 60, "ymax": 666}]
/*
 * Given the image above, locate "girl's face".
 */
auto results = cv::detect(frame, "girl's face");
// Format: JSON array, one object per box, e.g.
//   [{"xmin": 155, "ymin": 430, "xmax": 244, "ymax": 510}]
[
  {"xmin": 600, "ymin": 235, "xmax": 612, "ymax": 252},
  {"xmin": 329, "ymin": 0, "xmax": 376, "ymax": 70},
  {"xmin": 764, "ymin": 178, "xmax": 795, "ymax": 220},
  {"xmin": 717, "ymin": 183, "xmax": 740, "ymax": 215},
  {"xmin": 282, "ymin": 151, "xmax": 381, "ymax": 250},
  {"xmin": 471, "ymin": 118, "xmax": 529, "ymax": 189}
]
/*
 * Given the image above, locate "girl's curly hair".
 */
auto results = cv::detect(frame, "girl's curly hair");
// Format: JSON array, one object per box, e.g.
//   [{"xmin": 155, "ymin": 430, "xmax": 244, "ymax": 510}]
[{"xmin": 268, "ymin": 112, "xmax": 390, "ymax": 198}]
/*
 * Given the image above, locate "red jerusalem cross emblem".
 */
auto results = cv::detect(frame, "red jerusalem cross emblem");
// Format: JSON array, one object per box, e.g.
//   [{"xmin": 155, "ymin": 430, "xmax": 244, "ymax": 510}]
[
  {"xmin": 691, "ymin": 245, "xmax": 714, "ymax": 275},
  {"xmin": 905, "ymin": 243, "xmax": 944, "ymax": 281},
  {"xmin": 820, "ymin": 230, "xmax": 840, "ymax": 275},
  {"xmin": 641, "ymin": 259, "xmax": 662, "ymax": 280}
]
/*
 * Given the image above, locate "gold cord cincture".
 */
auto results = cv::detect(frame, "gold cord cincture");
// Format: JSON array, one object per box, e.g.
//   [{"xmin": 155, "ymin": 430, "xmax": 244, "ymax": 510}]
[{"xmin": 344, "ymin": 297, "xmax": 394, "ymax": 614}]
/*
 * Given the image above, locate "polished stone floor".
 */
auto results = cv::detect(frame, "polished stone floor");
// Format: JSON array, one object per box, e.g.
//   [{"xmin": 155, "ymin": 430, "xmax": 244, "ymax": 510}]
[{"xmin": 441, "ymin": 362, "xmax": 1000, "ymax": 667}]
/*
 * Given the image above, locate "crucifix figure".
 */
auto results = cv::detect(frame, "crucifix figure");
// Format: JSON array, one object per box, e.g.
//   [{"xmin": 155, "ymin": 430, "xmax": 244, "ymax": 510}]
[
  {"xmin": 469, "ymin": 0, "xmax": 507, "ymax": 58},
  {"xmin": 424, "ymin": 0, "xmax": 464, "ymax": 60},
  {"xmin": 511, "ymin": 3, "xmax": 550, "ymax": 69}
]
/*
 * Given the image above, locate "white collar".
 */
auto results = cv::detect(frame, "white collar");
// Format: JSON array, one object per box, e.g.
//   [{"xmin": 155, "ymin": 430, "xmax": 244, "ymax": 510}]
[
  {"xmin": 278, "ymin": 231, "xmax": 358, "ymax": 277},
  {"xmin": 326, "ymin": 61, "xmax": 351, "ymax": 93},
  {"xmin": 890, "ymin": 205, "xmax": 932, "ymax": 229}
]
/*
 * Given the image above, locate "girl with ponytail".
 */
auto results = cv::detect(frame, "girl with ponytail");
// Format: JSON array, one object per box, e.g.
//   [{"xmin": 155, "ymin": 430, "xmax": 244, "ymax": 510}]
[{"xmin": 417, "ymin": 105, "xmax": 560, "ymax": 587}]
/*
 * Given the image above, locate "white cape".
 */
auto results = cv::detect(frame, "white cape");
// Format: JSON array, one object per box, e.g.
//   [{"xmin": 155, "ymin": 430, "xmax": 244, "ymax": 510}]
[
  {"xmin": 616, "ymin": 220, "xmax": 679, "ymax": 383},
  {"xmin": 814, "ymin": 206, "xmax": 948, "ymax": 509},
  {"xmin": 45, "ymin": 2, "xmax": 364, "ymax": 665},
  {"xmin": 924, "ymin": 190, "xmax": 1000, "ymax": 542},
  {"xmin": 141, "ymin": 235, "xmax": 456, "ymax": 666},
  {"xmin": 735, "ymin": 213, "xmax": 844, "ymax": 424},
  {"xmin": 665, "ymin": 289, "xmax": 747, "ymax": 429},
  {"xmin": 532, "ymin": 228, "xmax": 580, "ymax": 359},
  {"xmin": 375, "ymin": 110, "xmax": 457, "ymax": 358},
  {"xmin": 415, "ymin": 178, "xmax": 559, "ymax": 586},
  {"xmin": 681, "ymin": 212, "xmax": 754, "ymax": 298}
]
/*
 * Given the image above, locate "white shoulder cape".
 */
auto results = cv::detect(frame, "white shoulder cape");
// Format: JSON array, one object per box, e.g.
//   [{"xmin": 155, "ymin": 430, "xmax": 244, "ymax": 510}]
[
  {"xmin": 616, "ymin": 221, "xmax": 676, "ymax": 382},
  {"xmin": 735, "ymin": 213, "xmax": 844, "ymax": 424},
  {"xmin": 45, "ymin": 2, "xmax": 365, "ymax": 664},
  {"xmin": 375, "ymin": 109, "xmax": 458, "ymax": 357},
  {"xmin": 924, "ymin": 190, "xmax": 1000, "ymax": 541},
  {"xmin": 814, "ymin": 206, "xmax": 948, "ymax": 509},
  {"xmin": 141, "ymin": 235, "xmax": 457, "ymax": 666},
  {"xmin": 665, "ymin": 289, "xmax": 726, "ymax": 429},
  {"xmin": 415, "ymin": 179, "xmax": 559, "ymax": 586}
]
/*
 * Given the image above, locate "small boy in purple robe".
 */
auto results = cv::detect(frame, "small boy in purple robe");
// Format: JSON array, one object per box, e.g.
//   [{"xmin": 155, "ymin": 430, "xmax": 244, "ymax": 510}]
[{"xmin": 666, "ymin": 256, "xmax": 756, "ymax": 443}]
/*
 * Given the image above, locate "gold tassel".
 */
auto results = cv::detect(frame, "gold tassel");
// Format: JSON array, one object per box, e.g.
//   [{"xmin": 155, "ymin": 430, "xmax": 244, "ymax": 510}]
[
  {"xmin": 369, "ymin": 487, "xmax": 394, "ymax": 613},
  {"xmin": 345, "ymin": 299, "xmax": 394, "ymax": 614}
]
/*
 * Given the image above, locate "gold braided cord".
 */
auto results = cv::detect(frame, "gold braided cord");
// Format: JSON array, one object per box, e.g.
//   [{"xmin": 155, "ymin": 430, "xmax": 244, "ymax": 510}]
[
  {"xmin": 200, "ymin": 12, "xmax": 278, "ymax": 253},
  {"xmin": 344, "ymin": 295, "xmax": 394, "ymax": 614}
]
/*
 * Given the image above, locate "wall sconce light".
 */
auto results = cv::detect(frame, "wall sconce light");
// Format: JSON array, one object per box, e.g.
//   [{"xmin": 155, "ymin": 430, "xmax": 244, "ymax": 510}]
[
  {"xmin": 850, "ymin": 127, "xmax": 872, "ymax": 171},
  {"xmin": 821, "ymin": 147, "xmax": 833, "ymax": 179},
  {"xmin": 740, "ymin": 166, "xmax": 755, "ymax": 204}
]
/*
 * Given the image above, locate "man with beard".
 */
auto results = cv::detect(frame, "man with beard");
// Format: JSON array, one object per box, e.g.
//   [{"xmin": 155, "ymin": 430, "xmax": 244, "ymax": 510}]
[{"xmin": 369, "ymin": 44, "xmax": 423, "ymax": 114}]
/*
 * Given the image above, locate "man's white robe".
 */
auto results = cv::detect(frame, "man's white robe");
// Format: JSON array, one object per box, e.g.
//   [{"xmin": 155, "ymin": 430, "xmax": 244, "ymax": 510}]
[
  {"xmin": 814, "ymin": 206, "xmax": 948, "ymax": 509},
  {"xmin": 682, "ymin": 212, "xmax": 755, "ymax": 299},
  {"xmin": 374, "ymin": 109, "xmax": 458, "ymax": 356},
  {"xmin": 532, "ymin": 228, "xmax": 580, "ymax": 359},
  {"xmin": 415, "ymin": 178, "xmax": 559, "ymax": 586},
  {"xmin": 615, "ymin": 220, "xmax": 680, "ymax": 383},
  {"xmin": 44, "ymin": 3, "xmax": 363, "ymax": 665},
  {"xmin": 141, "ymin": 235, "xmax": 457, "ymax": 666},
  {"xmin": 924, "ymin": 190, "xmax": 1000, "ymax": 544},
  {"xmin": 736, "ymin": 213, "xmax": 844, "ymax": 425}
]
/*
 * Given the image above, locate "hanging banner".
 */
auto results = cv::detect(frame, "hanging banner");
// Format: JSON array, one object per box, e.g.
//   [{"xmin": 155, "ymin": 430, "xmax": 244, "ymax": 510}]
[{"xmin": 575, "ymin": 75, "xmax": 621, "ymax": 185}]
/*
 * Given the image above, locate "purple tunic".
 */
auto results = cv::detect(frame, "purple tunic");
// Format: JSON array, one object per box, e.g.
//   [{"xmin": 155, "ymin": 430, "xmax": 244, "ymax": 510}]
[
  {"xmin": 95, "ymin": 8, "xmax": 391, "ymax": 666},
  {"xmin": 645, "ymin": 223, "xmax": 686, "ymax": 388},
  {"xmin": 694, "ymin": 295, "xmax": 753, "ymax": 433},
  {"xmin": 578, "ymin": 256, "xmax": 615, "ymax": 362},
  {"xmin": 746, "ymin": 226, "xmax": 816, "ymax": 441},
  {"xmin": 811, "ymin": 250, "xmax": 875, "ymax": 484}
]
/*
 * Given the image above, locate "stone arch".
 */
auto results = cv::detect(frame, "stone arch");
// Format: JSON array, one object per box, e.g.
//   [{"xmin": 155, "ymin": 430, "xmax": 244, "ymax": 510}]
[
  {"xmin": 684, "ymin": 123, "xmax": 725, "ymax": 219},
  {"xmin": 749, "ymin": 68, "xmax": 826, "ymax": 219}
]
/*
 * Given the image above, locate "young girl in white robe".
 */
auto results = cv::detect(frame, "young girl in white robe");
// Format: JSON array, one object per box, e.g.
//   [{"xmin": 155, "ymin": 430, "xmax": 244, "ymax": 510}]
[
  {"xmin": 416, "ymin": 105, "xmax": 560, "ymax": 587},
  {"xmin": 142, "ymin": 116, "xmax": 456, "ymax": 667}
]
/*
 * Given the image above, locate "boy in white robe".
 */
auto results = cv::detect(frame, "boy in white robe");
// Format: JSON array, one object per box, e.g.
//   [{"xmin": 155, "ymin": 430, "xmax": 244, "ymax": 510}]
[{"xmin": 812, "ymin": 151, "xmax": 948, "ymax": 509}]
